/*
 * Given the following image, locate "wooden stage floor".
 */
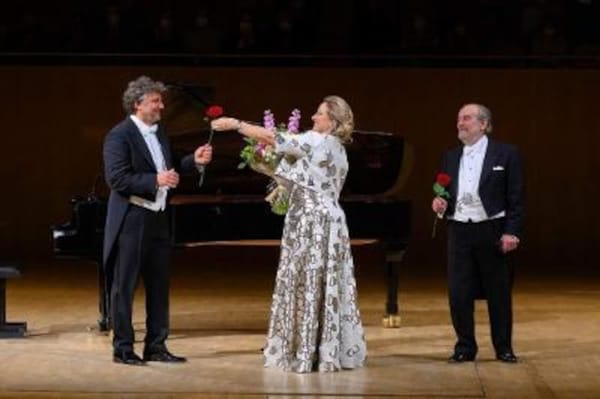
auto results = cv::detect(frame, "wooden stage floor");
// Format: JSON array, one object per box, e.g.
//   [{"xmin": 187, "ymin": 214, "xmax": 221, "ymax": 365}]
[{"xmin": 1, "ymin": 251, "xmax": 599, "ymax": 398}]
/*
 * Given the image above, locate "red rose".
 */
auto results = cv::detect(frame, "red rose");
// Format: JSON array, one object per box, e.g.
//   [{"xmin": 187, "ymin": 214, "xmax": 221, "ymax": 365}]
[
  {"xmin": 436, "ymin": 172, "xmax": 451, "ymax": 187},
  {"xmin": 205, "ymin": 105, "xmax": 224, "ymax": 119}
]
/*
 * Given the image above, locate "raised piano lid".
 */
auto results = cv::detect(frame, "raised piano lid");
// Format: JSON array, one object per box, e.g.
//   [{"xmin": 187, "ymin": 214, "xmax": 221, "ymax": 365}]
[
  {"xmin": 161, "ymin": 83, "xmax": 413, "ymax": 199},
  {"xmin": 170, "ymin": 129, "xmax": 413, "ymax": 199}
]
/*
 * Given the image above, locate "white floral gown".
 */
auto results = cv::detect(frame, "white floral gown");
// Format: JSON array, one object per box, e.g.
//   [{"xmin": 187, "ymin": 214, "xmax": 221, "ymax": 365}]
[{"xmin": 263, "ymin": 130, "xmax": 367, "ymax": 373}]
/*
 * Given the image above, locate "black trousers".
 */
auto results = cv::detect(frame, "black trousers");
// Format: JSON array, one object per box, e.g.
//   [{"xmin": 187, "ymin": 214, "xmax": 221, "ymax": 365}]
[
  {"xmin": 111, "ymin": 206, "xmax": 170, "ymax": 353},
  {"xmin": 447, "ymin": 218, "xmax": 514, "ymax": 355}
]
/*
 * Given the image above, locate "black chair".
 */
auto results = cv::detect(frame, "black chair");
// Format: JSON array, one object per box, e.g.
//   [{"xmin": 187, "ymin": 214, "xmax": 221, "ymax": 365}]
[{"xmin": 0, "ymin": 265, "xmax": 27, "ymax": 338}]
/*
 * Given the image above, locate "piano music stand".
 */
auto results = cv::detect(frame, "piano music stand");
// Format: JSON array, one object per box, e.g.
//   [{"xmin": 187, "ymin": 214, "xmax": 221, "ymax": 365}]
[{"xmin": 0, "ymin": 265, "xmax": 27, "ymax": 338}]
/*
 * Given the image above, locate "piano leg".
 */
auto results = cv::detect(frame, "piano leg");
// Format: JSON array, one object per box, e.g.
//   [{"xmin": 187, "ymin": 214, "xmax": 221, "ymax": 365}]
[
  {"xmin": 97, "ymin": 262, "xmax": 111, "ymax": 332},
  {"xmin": 0, "ymin": 272, "xmax": 27, "ymax": 338},
  {"xmin": 382, "ymin": 249, "xmax": 404, "ymax": 328}
]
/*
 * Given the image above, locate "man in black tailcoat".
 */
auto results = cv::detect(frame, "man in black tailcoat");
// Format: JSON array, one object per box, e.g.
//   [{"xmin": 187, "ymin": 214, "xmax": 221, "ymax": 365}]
[
  {"xmin": 103, "ymin": 76, "xmax": 213, "ymax": 365},
  {"xmin": 432, "ymin": 103, "xmax": 524, "ymax": 363}
]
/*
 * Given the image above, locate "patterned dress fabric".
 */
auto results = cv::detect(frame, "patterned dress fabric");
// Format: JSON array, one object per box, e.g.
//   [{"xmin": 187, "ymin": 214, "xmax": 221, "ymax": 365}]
[{"xmin": 263, "ymin": 130, "xmax": 367, "ymax": 373}]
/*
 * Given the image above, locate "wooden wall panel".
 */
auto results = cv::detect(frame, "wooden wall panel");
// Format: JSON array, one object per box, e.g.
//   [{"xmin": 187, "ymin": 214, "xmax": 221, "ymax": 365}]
[{"xmin": 1, "ymin": 66, "xmax": 598, "ymax": 270}]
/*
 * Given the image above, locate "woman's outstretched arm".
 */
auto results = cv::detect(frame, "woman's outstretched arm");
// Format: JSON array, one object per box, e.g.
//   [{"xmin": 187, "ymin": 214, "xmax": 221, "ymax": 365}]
[{"xmin": 211, "ymin": 117, "xmax": 275, "ymax": 145}]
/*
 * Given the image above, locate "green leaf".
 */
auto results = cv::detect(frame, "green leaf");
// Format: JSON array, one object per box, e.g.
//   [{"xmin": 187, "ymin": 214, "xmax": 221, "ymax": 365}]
[{"xmin": 433, "ymin": 182, "xmax": 450, "ymax": 199}]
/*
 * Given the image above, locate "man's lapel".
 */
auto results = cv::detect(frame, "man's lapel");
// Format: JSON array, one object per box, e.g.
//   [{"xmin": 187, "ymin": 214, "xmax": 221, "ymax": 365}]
[
  {"xmin": 126, "ymin": 118, "xmax": 156, "ymax": 170},
  {"xmin": 479, "ymin": 137, "xmax": 496, "ymax": 187},
  {"xmin": 449, "ymin": 147, "xmax": 462, "ymax": 198},
  {"xmin": 156, "ymin": 128, "xmax": 173, "ymax": 169}
]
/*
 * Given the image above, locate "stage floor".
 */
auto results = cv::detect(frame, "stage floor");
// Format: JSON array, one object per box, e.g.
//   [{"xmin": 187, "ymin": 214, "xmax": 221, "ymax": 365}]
[{"xmin": 1, "ymin": 254, "xmax": 599, "ymax": 398}]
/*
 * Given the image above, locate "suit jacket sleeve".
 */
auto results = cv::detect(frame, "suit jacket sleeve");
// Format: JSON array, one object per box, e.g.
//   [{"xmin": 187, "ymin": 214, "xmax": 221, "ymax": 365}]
[
  {"xmin": 103, "ymin": 129, "xmax": 157, "ymax": 199},
  {"xmin": 175, "ymin": 152, "xmax": 197, "ymax": 174},
  {"xmin": 504, "ymin": 146, "xmax": 525, "ymax": 238},
  {"xmin": 161, "ymin": 133, "xmax": 198, "ymax": 174}
]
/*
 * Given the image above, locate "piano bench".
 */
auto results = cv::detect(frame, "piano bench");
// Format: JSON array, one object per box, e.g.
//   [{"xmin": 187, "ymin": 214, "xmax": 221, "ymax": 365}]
[{"xmin": 0, "ymin": 265, "xmax": 27, "ymax": 338}]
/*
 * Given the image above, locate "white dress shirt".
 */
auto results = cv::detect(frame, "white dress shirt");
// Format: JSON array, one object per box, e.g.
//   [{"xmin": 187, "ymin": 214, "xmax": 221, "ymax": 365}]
[
  {"xmin": 129, "ymin": 115, "xmax": 168, "ymax": 211},
  {"xmin": 452, "ymin": 135, "xmax": 504, "ymax": 222}
]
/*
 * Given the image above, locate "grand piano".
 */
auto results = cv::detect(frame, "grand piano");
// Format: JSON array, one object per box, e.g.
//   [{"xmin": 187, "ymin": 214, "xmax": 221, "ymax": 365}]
[{"xmin": 51, "ymin": 84, "xmax": 412, "ymax": 331}]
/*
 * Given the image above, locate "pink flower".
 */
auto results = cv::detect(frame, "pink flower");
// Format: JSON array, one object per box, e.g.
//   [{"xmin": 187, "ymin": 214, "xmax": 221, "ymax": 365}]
[
  {"xmin": 263, "ymin": 110, "xmax": 276, "ymax": 130},
  {"xmin": 287, "ymin": 108, "xmax": 301, "ymax": 133}
]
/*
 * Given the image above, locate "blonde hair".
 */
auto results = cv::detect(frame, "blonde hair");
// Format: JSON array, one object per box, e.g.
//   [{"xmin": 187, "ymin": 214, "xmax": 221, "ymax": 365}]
[{"xmin": 323, "ymin": 95, "xmax": 354, "ymax": 144}]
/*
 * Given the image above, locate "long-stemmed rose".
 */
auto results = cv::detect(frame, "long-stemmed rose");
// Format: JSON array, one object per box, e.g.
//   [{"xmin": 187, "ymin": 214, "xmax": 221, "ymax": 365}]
[
  {"xmin": 195, "ymin": 105, "xmax": 224, "ymax": 187},
  {"xmin": 433, "ymin": 172, "xmax": 451, "ymax": 199},
  {"xmin": 205, "ymin": 105, "xmax": 224, "ymax": 120},
  {"xmin": 432, "ymin": 172, "xmax": 452, "ymax": 238},
  {"xmin": 204, "ymin": 105, "xmax": 224, "ymax": 144}
]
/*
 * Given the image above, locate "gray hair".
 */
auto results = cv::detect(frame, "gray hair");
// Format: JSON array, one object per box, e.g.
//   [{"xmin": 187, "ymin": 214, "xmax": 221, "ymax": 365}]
[
  {"xmin": 122, "ymin": 76, "xmax": 167, "ymax": 114},
  {"xmin": 474, "ymin": 103, "xmax": 493, "ymax": 133}
]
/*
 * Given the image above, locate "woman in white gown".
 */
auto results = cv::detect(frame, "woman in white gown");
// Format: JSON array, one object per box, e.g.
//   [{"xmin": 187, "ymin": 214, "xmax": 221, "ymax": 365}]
[{"xmin": 211, "ymin": 96, "xmax": 366, "ymax": 373}]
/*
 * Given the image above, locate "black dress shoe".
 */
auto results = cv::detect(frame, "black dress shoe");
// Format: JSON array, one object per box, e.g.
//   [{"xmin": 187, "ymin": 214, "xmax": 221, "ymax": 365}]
[
  {"xmin": 496, "ymin": 352, "xmax": 518, "ymax": 363},
  {"xmin": 113, "ymin": 351, "xmax": 146, "ymax": 366},
  {"xmin": 448, "ymin": 352, "xmax": 476, "ymax": 363},
  {"xmin": 143, "ymin": 349, "xmax": 187, "ymax": 363}
]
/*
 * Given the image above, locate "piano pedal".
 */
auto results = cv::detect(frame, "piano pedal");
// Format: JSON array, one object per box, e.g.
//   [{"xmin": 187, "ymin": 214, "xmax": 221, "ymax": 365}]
[{"xmin": 382, "ymin": 314, "xmax": 401, "ymax": 328}]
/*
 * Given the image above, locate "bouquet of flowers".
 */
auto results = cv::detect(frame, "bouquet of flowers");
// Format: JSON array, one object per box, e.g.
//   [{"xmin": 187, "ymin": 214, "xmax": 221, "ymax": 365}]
[{"xmin": 238, "ymin": 109, "xmax": 301, "ymax": 215}]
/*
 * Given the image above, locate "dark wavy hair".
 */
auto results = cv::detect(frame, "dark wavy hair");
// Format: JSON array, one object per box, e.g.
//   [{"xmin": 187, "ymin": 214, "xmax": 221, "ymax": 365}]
[{"xmin": 122, "ymin": 76, "xmax": 167, "ymax": 114}]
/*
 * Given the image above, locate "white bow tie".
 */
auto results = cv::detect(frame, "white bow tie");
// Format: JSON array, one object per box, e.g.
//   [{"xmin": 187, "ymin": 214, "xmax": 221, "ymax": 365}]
[{"xmin": 147, "ymin": 124, "xmax": 158, "ymax": 134}]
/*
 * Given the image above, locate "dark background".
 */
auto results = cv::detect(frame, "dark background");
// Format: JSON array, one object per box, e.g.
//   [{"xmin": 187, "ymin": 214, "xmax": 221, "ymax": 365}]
[
  {"xmin": 2, "ymin": 0, "xmax": 599, "ymax": 56},
  {"xmin": 1, "ymin": 0, "xmax": 599, "ymax": 275}
]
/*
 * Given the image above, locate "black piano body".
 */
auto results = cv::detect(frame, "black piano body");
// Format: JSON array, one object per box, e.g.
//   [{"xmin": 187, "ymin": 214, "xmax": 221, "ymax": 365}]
[{"xmin": 52, "ymin": 128, "xmax": 412, "ymax": 331}]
